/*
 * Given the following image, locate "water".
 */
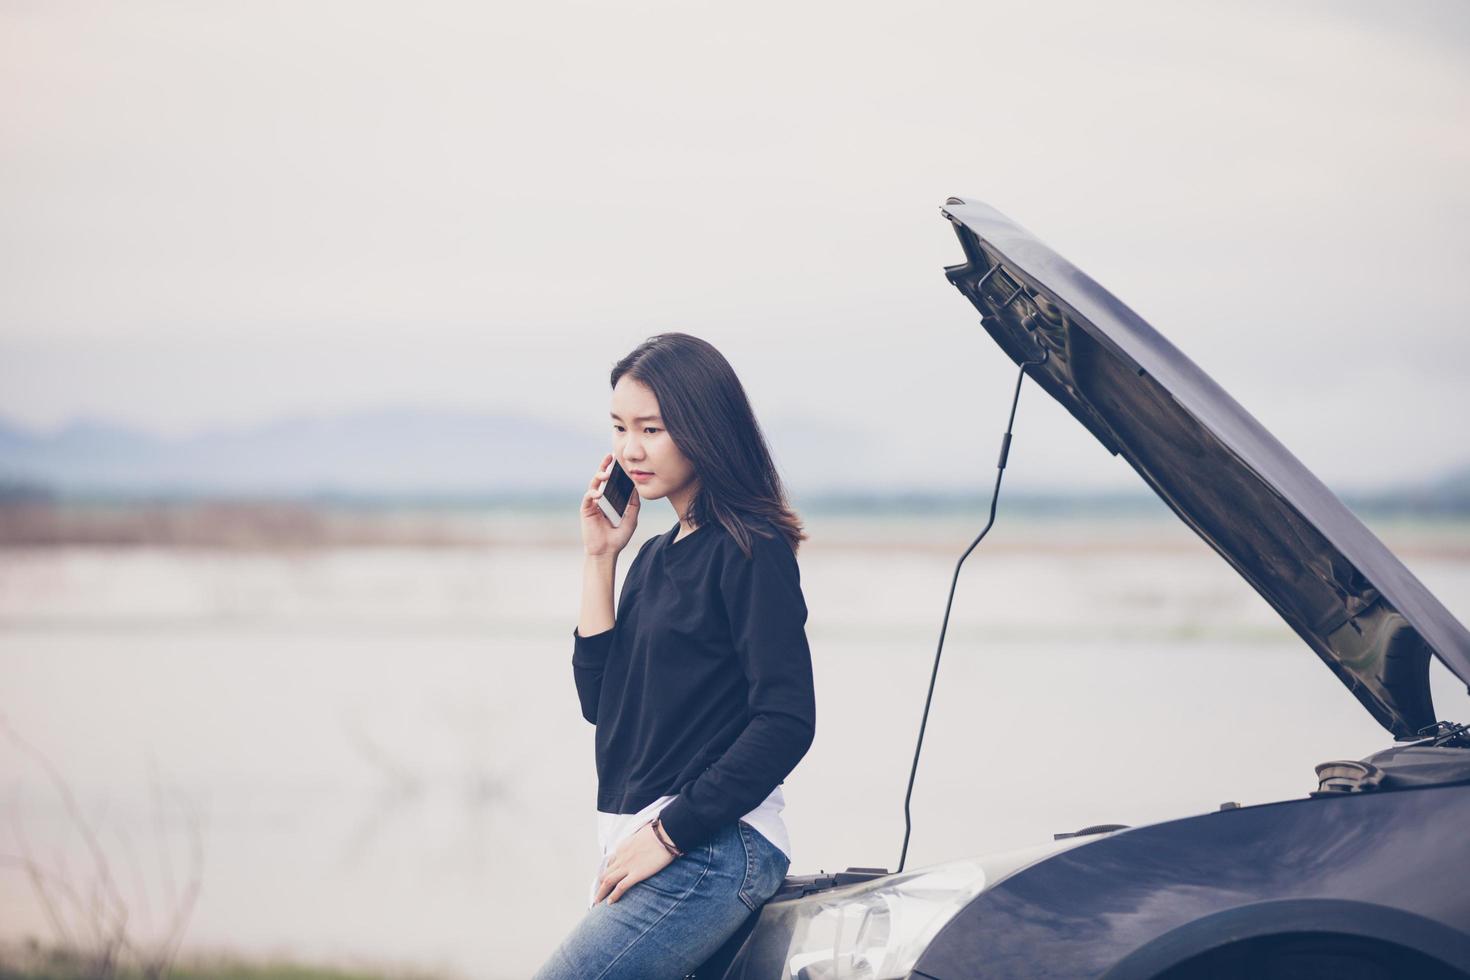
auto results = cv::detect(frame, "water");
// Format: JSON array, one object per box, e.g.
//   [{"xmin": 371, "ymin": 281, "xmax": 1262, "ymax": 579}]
[{"xmin": 2, "ymin": 511, "xmax": 1467, "ymax": 978}]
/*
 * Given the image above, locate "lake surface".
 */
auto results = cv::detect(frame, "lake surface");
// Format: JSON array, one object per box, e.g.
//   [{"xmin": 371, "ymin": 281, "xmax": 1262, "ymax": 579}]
[{"xmin": 2, "ymin": 510, "xmax": 1467, "ymax": 978}]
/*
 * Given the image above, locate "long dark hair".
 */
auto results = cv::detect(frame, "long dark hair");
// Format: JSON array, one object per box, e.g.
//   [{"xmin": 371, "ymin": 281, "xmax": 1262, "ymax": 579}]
[{"xmin": 611, "ymin": 333, "xmax": 806, "ymax": 558}]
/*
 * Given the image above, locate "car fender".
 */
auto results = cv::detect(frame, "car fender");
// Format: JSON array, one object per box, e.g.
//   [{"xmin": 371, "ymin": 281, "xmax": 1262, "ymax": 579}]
[
  {"xmin": 911, "ymin": 785, "xmax": 1470, "ymax": 980},
  {"xmin": 1101, "ymin": 898, "xmax": 1470, "ymax": 979}
]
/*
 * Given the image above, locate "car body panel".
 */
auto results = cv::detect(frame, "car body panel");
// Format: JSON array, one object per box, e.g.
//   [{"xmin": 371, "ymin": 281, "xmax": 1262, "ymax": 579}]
[
  {"xmin": 939, "ymin": 198, "xmax": 1470, "ymax": 736},
  {"xmin": 910, "ymin": 784, "xmax": 1470, "ymax": 979}
]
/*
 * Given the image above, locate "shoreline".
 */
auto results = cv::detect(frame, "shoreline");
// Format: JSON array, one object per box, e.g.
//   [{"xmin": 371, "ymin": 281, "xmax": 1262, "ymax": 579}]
[{"xmin": 1, "ymin": 500, "xmax": 1468, "ymax": 559}]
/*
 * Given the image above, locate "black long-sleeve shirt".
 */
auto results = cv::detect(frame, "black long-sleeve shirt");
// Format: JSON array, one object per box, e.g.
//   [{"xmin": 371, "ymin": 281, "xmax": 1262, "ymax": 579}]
[{"xmin": 570, "ymin": 516, "xmax": 816, "ymax": 853}]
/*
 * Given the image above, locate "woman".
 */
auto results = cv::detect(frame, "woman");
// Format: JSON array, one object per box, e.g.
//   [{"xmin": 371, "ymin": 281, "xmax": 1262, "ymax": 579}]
[{"xmin": 532, "ymin": 333, "xmax": 817, "ymax": 980}]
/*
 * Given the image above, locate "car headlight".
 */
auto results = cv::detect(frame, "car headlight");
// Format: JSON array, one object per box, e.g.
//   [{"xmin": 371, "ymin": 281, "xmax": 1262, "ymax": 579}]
[
  {"xmin": 781, "ymin": 857, "xmax": 986, "ymax": 979},
  {"xmin": 727, "ymin": 838, "xmax": 1097, "ymax": 980}
]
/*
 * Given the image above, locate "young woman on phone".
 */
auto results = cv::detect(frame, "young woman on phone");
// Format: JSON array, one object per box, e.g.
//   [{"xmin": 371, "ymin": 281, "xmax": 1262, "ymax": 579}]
[{"xmin": 531, "ymin": 333, "xmax": 816, "ymax": 980}]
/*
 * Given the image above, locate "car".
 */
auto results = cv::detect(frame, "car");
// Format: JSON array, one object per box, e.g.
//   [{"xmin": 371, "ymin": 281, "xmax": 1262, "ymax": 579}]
[{"xmin": 691, "ymin": 198, "xmax": 1470, "ymax": 980}]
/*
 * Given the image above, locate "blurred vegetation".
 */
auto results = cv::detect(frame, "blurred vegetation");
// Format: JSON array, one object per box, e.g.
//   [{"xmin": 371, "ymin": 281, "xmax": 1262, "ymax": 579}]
[
  {"xmin": 0, "ymin": 940, "xmax": 444, "ymax": 980},
  {"xmin": 0, "ymin": 712, "xmax": 452, "ymax": 980},
  {"xmin": 2, "ymin": 481, "xmax": 1468, "ymax": 549}
]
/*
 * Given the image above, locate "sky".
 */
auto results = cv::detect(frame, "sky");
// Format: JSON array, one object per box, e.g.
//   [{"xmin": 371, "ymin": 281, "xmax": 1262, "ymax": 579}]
[{"xmin": 2, "ymin": 0, "xmax": 1467, "ymax": 493}]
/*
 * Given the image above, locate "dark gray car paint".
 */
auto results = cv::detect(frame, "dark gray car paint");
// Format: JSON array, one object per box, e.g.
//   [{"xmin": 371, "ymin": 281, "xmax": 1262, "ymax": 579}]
[
  {"xmin": 910, "ymin": 784, "xmax": 1470, "ymax": 979},
  {"xmin": 940, "ymin": 198, "xmax": 1470, "ymax": 737}
]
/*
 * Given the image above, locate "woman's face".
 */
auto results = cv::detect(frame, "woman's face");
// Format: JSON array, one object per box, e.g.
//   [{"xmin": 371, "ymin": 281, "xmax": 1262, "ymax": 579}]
[{"xmin": 610, "ymin": 375, "xmax": 697, "ymax": 504}]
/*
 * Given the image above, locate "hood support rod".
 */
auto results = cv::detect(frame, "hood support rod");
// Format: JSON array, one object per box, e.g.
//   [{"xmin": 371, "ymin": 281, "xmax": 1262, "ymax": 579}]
[{"xmin": 898, "ymin": 295, "xmax": 1048, "ymax": 872}]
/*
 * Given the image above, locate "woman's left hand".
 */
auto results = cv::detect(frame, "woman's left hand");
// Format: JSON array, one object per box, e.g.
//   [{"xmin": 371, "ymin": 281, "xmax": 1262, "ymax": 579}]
[{"xmin": 595, "ymin": 821, "xmax": 676, "ymax": 904}]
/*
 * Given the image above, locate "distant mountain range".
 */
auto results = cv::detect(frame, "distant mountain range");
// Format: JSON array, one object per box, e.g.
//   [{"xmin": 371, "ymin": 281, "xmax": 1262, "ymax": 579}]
[
  {"xmin": 0, "ymin": 408, "xmax": 586, "ymax": 496},
  {"xmin": 1, "ymin": 409, "xmax": 1467, "ymax": 515},
  {"xmin": 0, "ymin": 408, "xmax": 870, "ymax": 500}
]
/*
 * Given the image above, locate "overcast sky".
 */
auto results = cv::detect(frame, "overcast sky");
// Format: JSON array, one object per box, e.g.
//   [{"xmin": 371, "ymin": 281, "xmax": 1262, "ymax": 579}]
[{"xmin": 2, "ymin": 0, "xmax": 1467, "ymax": 493}]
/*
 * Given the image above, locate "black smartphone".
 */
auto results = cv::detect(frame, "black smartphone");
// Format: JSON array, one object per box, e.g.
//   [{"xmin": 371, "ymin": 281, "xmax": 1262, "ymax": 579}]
[{"xmin": 596, "ymin": 458, "xmax": 635, "ymax": 527}]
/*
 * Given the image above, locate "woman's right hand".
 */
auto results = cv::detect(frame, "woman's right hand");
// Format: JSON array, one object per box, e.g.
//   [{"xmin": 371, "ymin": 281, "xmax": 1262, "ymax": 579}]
[{"xmin": 581, "ymin": 453, "xmax": 640, "ymax": 559}]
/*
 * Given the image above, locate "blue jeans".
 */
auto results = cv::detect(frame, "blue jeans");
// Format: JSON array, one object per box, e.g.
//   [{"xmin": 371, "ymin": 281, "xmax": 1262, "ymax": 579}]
[{"xmin": 532, "ymin": 819, "xmax": 791, "ymax": 980}]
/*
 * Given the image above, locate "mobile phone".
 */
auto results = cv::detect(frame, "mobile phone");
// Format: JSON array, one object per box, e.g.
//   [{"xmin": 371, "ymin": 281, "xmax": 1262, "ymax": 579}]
[{"xmin": 596, "ymin": 458, "xmax": 635, "ymax": 527}]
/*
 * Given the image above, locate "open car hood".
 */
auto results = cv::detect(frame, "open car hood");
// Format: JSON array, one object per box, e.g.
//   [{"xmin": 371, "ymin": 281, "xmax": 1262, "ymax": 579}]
[{"xmin": 941, "ymin": 198, "xmax": 1470, "ymax": 737}]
